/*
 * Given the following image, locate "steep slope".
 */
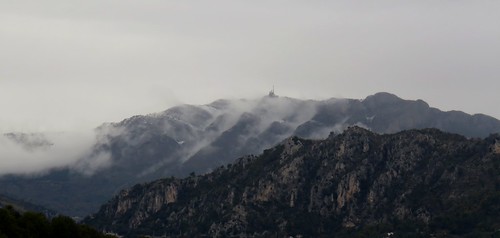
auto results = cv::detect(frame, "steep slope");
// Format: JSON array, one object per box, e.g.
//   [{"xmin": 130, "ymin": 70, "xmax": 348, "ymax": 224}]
[
  {"xmin": 85, "ymin": 127, "xmax": 500, "ymax": 237},
  {"xmin": 1, "ymin": 92, "xmax": 500, "ymax": 217}
]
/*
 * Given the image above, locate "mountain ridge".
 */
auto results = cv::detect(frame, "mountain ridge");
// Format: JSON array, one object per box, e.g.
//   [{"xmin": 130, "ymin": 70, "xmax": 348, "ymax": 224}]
[
  {"xmin": 84, "ymin": 126, "xmax": 500, "ymax": 237},
  {"xmin": 1, "ymin": 92, "xmax": 500, "ymax": 217},
  {"xmin": 0, "ymin": 193, "xmax": 57, "ymax": 218}
]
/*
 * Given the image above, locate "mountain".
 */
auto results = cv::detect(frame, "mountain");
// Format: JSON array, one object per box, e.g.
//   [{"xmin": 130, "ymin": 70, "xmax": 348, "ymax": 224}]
[
  {"xmin": 1, "ymin": 92, "xmax": 500, "ymax": 217},
  {"xmin": 84, "ymin": 127, "xmax": 500, "ymax": 237}
]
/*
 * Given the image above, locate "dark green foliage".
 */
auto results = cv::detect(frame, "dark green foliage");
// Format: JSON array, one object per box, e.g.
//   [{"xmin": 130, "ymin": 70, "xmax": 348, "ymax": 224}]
[
  {"xmin": 20, "ymin": 212, "xmax": 50, "ymax": 238},
  {"xmin": 0, "ymin": 206, "xmax": 114, "ymax": 238},
  {"xmin": 430, "ymin": 191, "xmax": 500, "ymax": 236},
  {"xmin": 51, "ymin": 216, "xmax": 80, "ymax": 238}
]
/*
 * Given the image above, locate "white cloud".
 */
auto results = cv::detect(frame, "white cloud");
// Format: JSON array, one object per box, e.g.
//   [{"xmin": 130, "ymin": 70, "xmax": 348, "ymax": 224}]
[{"xmin": 0, "ymin": 130, "xmax": 111, "ymax": 176}]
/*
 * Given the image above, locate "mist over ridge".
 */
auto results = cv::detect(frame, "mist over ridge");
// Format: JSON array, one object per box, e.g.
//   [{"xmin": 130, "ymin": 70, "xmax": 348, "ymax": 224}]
[
  {"xmin": 2, "ymin": 91, "xmax": 499, "ymax": 177},
  {"xmin": 1, "ymin": 92, "xmax": 500, "ymax": 216}
]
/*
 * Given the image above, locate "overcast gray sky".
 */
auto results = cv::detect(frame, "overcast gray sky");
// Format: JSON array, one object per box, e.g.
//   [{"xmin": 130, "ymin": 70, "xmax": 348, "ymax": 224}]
[{"xmin": 1, "ymin": 0, "xmax": 500, "ymax": 133}]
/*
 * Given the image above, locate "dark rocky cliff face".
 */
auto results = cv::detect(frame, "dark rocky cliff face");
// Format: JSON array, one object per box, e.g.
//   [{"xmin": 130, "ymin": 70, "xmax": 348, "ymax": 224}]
[{"xmin": 85, "ymin": 127, "xmax": 500, "ymax": 237}]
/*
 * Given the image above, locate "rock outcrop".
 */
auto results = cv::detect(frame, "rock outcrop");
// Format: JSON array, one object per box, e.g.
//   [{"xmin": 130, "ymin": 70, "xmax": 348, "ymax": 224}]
[{"xmin": 85, "ymin": 127, "xmax": 500, "ymax": 237}]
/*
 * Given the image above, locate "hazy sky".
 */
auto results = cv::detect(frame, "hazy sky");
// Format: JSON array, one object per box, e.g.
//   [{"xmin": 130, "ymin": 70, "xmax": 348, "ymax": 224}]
[{"xmin": 1, "ymin": 1, "xmax": 500, "ymax": 133}]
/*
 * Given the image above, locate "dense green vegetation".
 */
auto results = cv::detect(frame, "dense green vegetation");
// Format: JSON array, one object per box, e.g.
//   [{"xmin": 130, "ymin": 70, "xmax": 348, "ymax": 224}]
[{"xmin": 0, "ymin": 205, "xmax": 115, "ymax": 238}]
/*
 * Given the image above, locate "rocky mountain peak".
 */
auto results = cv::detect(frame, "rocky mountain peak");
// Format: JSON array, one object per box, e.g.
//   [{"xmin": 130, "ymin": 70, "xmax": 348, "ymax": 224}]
[
  {"xmin": 340, "ymin": 125, "xmax": 373, "ymax": 136},
  {"xmin": 363, "ymin": 92, "xmax": 401, "ymax": 104},
  {"xmin": 85, "ymin": 128, "xmax": 500, "ymax": 237}
]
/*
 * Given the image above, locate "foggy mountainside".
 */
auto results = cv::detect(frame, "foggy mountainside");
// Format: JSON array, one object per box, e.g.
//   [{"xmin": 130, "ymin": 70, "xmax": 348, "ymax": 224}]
[
  {"xmin": 84, "ymin": 127, "xmax": 500, "ymax": 237},
  {"xmin": 1, "ymin": 92, "xmax": 500, "ymax": 217}
]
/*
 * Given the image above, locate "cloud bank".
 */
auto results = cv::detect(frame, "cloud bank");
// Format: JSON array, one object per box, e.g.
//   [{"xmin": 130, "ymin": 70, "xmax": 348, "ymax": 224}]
[{"xmin": 0, "ymin": 130, "xmax": 111, "ymax": 176}]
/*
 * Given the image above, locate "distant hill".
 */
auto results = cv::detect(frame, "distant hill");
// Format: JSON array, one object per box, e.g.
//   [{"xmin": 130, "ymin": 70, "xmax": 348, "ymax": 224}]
[
  {"xmin": 1, "ymin": 92, "xmax": 500, "ymax": 217},
  {"xmin": 0, "ymin": 193, "xmax": 57, "ymax": 218},
  {"xmin": 85, "ymin": 127, "xmax": 500, "ymax": 237}
]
